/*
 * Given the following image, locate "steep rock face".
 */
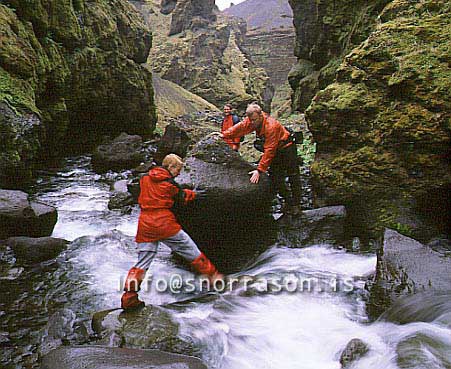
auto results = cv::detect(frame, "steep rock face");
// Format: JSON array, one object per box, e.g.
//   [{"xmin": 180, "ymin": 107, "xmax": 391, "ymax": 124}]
[
  {"xmin": 224, "ymin": 0, "xmax": 296, "ymax": 87},
  {"xmin": 308, "ymin": 0, "xmax": 451, "ymax": 240},
  {"xmin": 289, "ymin": 0, "xmax": 451, "ymax": 240},
  {"xmin": 133, "ymin": 0, "xmax": 273, "ymax": 113},
  {"xmin": 288, "ymin": 0, "xmax": 389, "ymax": 111},
  {"xmin": 168, "ymin": 0, "xmax": 217, "ymax": 36},
  {"xmin": 224, "ymin": 0, "xmax": 297, "ymax": 116},
  {"xmin": 0, "ymin": 0, "xmax": 157, "ymax": 187}
]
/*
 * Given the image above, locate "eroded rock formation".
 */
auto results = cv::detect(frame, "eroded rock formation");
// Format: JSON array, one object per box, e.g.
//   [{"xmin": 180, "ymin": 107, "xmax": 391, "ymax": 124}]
[
  {"xmin": 133, "ymin": 0, "xmax": 273, "ymax": 113},
  {"xmin": 289, "ymin": 0, "xmax": 451, "ymax": 240},
  {"xmin": 0, "ymin": 0, "xmax": 157, "ymax": 187}
]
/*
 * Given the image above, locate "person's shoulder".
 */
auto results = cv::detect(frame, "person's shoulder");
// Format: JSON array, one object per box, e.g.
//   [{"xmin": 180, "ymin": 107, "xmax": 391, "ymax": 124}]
[{"xmin": 264, "ymin": 114, "xmax": 280, "ymax": 128}]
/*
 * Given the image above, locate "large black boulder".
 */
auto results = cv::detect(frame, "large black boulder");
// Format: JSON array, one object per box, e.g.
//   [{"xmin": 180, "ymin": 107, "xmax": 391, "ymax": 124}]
[
  {"xmin": 0, "ymin": 190, "xmax": 57, "ymax": 239},
  {"xmin": 173, "ymin": 136, "xmax": 276, "ymax": 271}
]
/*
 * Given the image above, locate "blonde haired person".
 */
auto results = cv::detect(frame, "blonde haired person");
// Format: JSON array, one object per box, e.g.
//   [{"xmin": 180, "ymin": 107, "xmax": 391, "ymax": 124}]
[{"xmin": 121, "ymin": 154, "xmax": 222, "ymax": 310}]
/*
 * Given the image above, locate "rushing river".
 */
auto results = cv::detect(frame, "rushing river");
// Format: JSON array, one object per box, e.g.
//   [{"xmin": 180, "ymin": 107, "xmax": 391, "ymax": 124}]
[{"xmin": 1, "ymin": 156, "xmax": 450, "ymax": 369}]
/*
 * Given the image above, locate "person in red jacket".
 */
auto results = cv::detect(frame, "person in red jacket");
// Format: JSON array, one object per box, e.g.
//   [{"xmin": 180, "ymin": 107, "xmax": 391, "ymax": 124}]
[
  {"xmin": 221, "ymin": 104, "xmax": 241, "ymax": 151},
  {"xmin": 121, "ymin": 154, "xmax": 222, "ymax": 310},
  {"xmin": 220, "ymin": 103, "xmax": 302, "ymax": 213}
]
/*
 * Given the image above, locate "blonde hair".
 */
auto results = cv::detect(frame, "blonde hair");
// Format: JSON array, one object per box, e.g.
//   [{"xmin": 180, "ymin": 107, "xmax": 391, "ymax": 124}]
[{"xmin": 162, "ymin": 153, "xmax": 183, "ymax": 171}]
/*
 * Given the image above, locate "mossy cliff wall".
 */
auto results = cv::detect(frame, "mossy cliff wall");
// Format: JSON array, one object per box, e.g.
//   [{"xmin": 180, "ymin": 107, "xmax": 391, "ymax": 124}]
[
  {"xmin": 288, "ymin": 0, "xmax": 389, "ymax": 111},
  {"xmin": 289, "ymin": 0, "xmax": 451, "ymax": 240},
  {"xmin": 0, "ymin": 0, "xmax": 157, "ymax": 188}
]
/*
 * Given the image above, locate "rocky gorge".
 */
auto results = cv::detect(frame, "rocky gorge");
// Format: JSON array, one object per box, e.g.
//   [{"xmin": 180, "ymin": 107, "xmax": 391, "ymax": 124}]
[
  {"xmin": 1, "ymin": 0, "xmax": 451, "ymax": 368},
  {"xmin": 133, "ymin": 0, "xmax": 274, "ymax": 114}
]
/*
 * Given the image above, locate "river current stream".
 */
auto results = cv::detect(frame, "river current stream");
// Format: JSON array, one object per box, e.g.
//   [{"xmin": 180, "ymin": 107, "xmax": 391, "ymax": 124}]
[{"xmin": 1, "ymin": 156, "xmax": 450, "ymax": 369}]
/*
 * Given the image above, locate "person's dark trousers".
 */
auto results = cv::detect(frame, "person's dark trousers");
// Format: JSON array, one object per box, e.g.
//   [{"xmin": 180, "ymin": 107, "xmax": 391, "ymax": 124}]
[{"xmin": 268, "ymin": 143, "xmax": 301, "ymax": 206}]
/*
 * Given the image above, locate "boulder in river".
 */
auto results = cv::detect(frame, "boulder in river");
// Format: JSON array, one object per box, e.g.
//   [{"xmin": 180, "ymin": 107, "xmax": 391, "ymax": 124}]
[
  {"xmin": 91, "ymin": 133, "xmax": 149, "ymax": 173},
  {"xmin": 0, "ymin": 190, "xmax": 57, "ymax": 239},
  {"xmin": 366, "ymin": 229, "xmax": 451, "ymax": 319},
  {"xmin": 108, "ymin": 180, "xmax": 135, "ymax": 212},
  {"xmin": 339, "ymin": 338, "xmax": 369, "ymax": 368},
  {"xmin": 41, "ymin": 346, "xmax": 207, "ymax": 369},
  {"xmin": 6, "ymin": 237, "xmax": 68, "ymax": 264},
  {"xmin": 277, "ymin": 205, "xmax": 347, "ymax": 247},
  {"xmin": 171, "ymin": 136, "xmax": 277, "ymax": 270},
  {"xmin": 92, "ymin": 306, "xmax": 196, "ymax": 356}
]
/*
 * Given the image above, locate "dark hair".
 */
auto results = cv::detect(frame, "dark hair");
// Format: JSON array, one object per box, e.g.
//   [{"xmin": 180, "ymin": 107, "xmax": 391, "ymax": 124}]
[{"xmin": 224, "ymin": 104, "xmax": 232, "ymax": 109}]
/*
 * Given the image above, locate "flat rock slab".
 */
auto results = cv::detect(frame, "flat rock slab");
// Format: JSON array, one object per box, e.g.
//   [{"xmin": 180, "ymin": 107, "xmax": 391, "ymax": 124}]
[
  {"xmin": 41, "ymin": 346, "xmax": 207, "ymax": 369},
  {"xmin": 367, "ymin": 229, "xmax": 451, "ymax": 318}
]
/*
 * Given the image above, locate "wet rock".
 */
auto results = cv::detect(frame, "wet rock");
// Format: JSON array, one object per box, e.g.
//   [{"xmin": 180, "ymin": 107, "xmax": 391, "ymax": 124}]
[
  {"xmin": 28, "ymin": 201, "xmax": 58, "ymax": 237},
  {"xmin": 0, "ymin": 267, "xmax": 24, "ymax": 281},
  {"xmin": 92, "ymin": 307, "xmax": 196, "ymax": 356},
  {"xmin": 108, "ymin": 192, "xmax": 134, "ymax": 212},
  {"xmin": 91, "ymin": 133, "xmax": 148, "ymax": 173},
  {"xmin": 396, "ymin": 331, "xmax": 451, "ymax": 369},
  {"xmin": 0, "ymin": 190, "xmax": 57, "ymax": 239},
  {"xmin": 7, "ymin": 237, "xmax": 68, "ymax": 264},
  {"xmin": 366, "ymin": 229, "xmax": 451, "ymax": 319},
  {"xmin": 277, "ymin": 206, "xmax": 347, "ymax": 247},
  {"xmin": 0, "ymin": 332, "xmax": 9, "ymax": 345},
  {"xmin": 297, "ymin": 0, "xmax": 451, "ymax": 240},
  {"xmin": 108, "ymin": 179, "xmax": 135, "ymax": 212},
  {"xmin": 40, "ymin": 309, "xmax": 90, "ymax": 356},
  {"xmin": 41, "ymin": 346, "xmax": 207, "ymax": 369},
  {"xmin": 174, "ymin": 136, "xmax": 276, "ymax": 267},
  {"xmin": 339, "ymin": 338, "xmax": 369, "ymax": 368},
  {"xmin": 380, "ymin": 292, "xmax": 451, "ymax": 325},
  {"xmin": 155, "ymin": 123, "xmax": 193, "ymax": 164},
  {"xmin": 0, "ymin": 0, "xmax": 156, "ymax": 179}
]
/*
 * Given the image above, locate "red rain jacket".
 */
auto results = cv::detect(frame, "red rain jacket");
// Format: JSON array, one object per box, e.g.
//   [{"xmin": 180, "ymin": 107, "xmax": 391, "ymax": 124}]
[
  {"xmin": 135, "ymin": 167, "xmax": 196, "ymax": 243},
  {"xmin": 221, "ymin": 115, "xmax": 241, "ymax": 148},
  {"xmin": 222, "ymin": 112, "xmax": 291, "ymax": 172}
]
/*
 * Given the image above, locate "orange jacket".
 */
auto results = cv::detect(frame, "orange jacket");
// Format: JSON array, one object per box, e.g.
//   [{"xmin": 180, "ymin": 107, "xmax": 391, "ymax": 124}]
[
  {"xmin": 222, "ymin": 113, "xmax": 290, "ymax": 172},
  {"xmin": 135, "ymin": 167, "xmax": 196, "ymax": 242},
  {"xmin": 221, "ymin": 115, "xmax": 241, "ymax": 147}
]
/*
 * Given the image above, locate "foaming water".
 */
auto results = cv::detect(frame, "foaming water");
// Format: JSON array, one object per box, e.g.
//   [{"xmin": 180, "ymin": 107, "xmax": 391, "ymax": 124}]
[
  {"xmin": 31, "ymin": 156, "xmax": 138, "ymax": 240},
  {"xmin": 171, "ymin": 246, "xmax": 387, "ymax": 369},
  {"xmin": 3, "ymin": 156, "xmax": 451, "ymax": 369}
]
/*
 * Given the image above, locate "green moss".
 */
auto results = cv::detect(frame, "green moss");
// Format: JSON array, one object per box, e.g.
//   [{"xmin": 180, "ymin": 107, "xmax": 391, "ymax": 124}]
[{"xmin": 0, "ymin": 67, "xmax": 39, "ymax": 115}]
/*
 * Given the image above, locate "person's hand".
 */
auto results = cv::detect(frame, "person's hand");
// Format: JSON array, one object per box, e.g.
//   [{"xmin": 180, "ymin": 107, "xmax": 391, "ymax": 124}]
[
  {"xmin": 195, "ymin": 189, "xmax": 208, "ymax": 200},
  {"xmin": 248, "ymin": 170, "xmax": 260, "ymax": 184},
  {"xmin": 208, "ymin": 132, "xmax": 223, "ymax": 140}
]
